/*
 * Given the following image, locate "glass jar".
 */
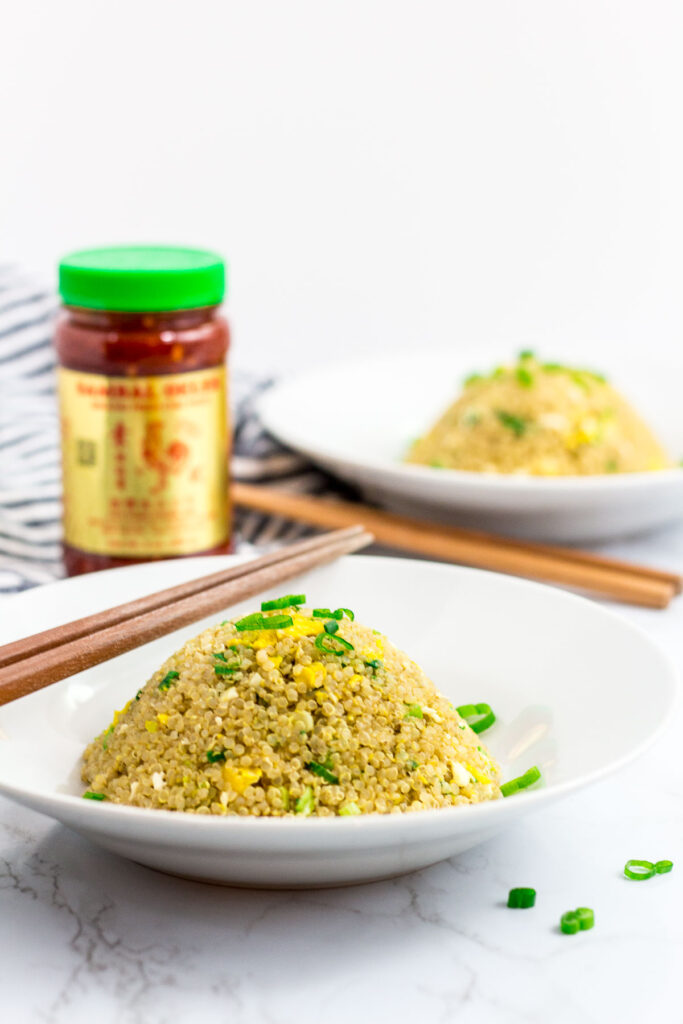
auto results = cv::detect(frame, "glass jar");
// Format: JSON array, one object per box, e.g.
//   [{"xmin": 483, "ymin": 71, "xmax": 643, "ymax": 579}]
[{"xmin": 55, "ymin": 246, "xmax": 231, "ymax": 576}]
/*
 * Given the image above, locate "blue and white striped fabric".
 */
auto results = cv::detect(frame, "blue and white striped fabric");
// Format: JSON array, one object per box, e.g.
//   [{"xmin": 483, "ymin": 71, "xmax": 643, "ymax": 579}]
[{"xmin": 0, "ymin": 265, "xmax": 341, "ymax": 594}]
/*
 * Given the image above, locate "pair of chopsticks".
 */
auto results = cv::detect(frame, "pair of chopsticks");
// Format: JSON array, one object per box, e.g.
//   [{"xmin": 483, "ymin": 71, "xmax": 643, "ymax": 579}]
[
  {"xmin": 0, "ymin": 526, "xmax": 373, "ymax": 707},
  {"xmin": 232, "ymin": 482, "xmax": 682, "ymax": 610}
]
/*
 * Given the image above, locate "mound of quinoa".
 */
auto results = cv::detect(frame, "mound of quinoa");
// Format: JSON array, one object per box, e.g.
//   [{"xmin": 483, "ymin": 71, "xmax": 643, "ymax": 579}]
[
  {"xmin": 82, "ymin": 602, "xmax": 501, "ymax": 816},
  {"xmin": 406, "ymin": 352, "xmax": 669, "ymax": 476}
]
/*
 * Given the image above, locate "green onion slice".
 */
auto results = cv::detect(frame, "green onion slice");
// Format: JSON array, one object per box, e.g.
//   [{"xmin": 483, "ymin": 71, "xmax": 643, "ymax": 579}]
[
  {"xmin": 624, "ymin": 859, "xmax": 656, "ymax": 880},
  {"xmin": 507, "ymin": 887, "xmax": 536, "ymax": 909},
  {"xmin": 235, "ymin": 613, "xmax": 293, "ymax": 631},
  {"xmin": 261, "ymin": 593, "xmax": 305, "ymax": 611},
  {"xmin": 314, "ymin": 632, "xmax": 354, "ymax": 654},
  {"xmin": 496, "ymin": 410, "xmax": 528, "ymax": 437},
  {"xmin": 83, "ymin": 791, "xmax": 106, "ymax": 801},
  {"xmin": 294, "ymin": 785, "xmax": 315, "ymax": 816},
  {"xmin": 338, "ymin": 802, "xmax": 361, "ymax": 816},
  {"xmin": 560, "ymin": 911, "xmax": 580, "ymax": 935},
  {"xmin": 500, "ymin": 765, "xmax": 541, "ymax": 797},
  {"xmin": 323, "ymin": 619, "xmax": 339, "ymax": 635},
  {"xmin": 404, "ymin": 703, "xmax": 424, "ymax": 719},
  {"xmin": 158, "ymin": 670, "xmax": 180, "ymax": 691},
  {"xmin": 655, "ymin": 860, "xmax": 674, "ymax": 874},
  {"xmin": 206, "ymin": 749, "xmax": 226, "ymax": 763},
  {"xmin": 365, "ymin": 658, "xmax": 382, "ymax": 671},
  {"xmin": 306, "ymin": 760, "xmax": 339, "ymax": 784},
  {"xmin": 312, "ymin": 608, "xmax": 342, "ymax": 619},
  {"xmin": 337, "ymin": 608, "xmax": 355, "ymax": 620},
  {"xmin": 575, "ymin": 907, "xmax": 595, "ymax": 931},
  {"xmin": 456, "ymin": 702, "xmax": 496, "ymax": 734}
]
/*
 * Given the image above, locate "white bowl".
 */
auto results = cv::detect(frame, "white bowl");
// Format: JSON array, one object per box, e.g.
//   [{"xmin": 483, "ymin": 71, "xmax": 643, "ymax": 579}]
[
  {"xmin": 257, "ymin": 350, "xmax": 683, "ymax": 543},
  {"xmin": 0, "ymin": 555, "xmax": 675, "ymax": 887}
]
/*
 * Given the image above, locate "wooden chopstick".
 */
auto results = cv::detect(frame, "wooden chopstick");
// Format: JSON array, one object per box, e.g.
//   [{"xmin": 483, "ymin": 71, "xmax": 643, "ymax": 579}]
[
  {"xmin": 232, "ymin": 482, "xmax": 681, "ymax": 609},
  {"xmin": 0, "ymin": 526, "xmax": 373, "ymax": 706},
  {"xmin": 0, "ymin": 526, "xmax": 367, "ymax": 671}
]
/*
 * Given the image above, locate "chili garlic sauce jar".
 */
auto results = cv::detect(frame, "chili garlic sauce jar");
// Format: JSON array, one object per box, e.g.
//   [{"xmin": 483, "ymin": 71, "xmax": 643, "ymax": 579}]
[{"xmin": 55, "ymin": 246, "xmax": 231, "ymax": 576}]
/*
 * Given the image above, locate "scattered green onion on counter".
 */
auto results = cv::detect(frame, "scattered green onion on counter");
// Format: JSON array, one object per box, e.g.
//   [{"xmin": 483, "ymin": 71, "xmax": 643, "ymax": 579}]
[
  {"xmin": 561, "ymin": 907, "xmax": 594, "ymax": 935},
  {"xmin": 624, "ymin": 859, "xmax": 656, "ymax": 880},
  {"xmin": 507, "ymin": 887, "xmax": 536, "ymax": 909}
]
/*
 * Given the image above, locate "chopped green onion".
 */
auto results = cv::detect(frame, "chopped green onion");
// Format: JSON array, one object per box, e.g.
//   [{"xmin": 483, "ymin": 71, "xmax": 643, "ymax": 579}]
[
  {"xmin": 560, "ymin": 912, "xmax": 580, "ymax": 935},
  {"xmin": 365, "ymin": 658, "xmax": 382, "ymax": 671},
  {"xmin": 323, "ymin": 619, "xmax": 339, "ymax": 635},
  {"xmin": 213, "ymin": 651, "xmax": 228, "ymax": 662},
  {"xmin": 312, "ymin": 608, "xmax": 342, "ymax": 619},
  {"xmin": 338, "ymin": 802, "xmax": 361, "ymax": 816},
  {"xmin": 500, "ymin": 765, "xmax": 541, "ymax": 797},
  {"xmin": 507, "ymin": 887, "xmax": 536, "ymax": 909},
  {"xmin": 575, "ymin": 907, "xmax": 595, "ymax": 930},
  {"xmin": 220, "ymin": 620, "xmax": 228, "ymax": 625},
  {"xmin": 404, "ymin": 703, "xmax": 424, "ymax": 719},
  {"xmin": 235, "ymin": 613, "xmax": 293, "ymax": 631},
  {"xmin": 406, "ymin": 759, "xmax": 418, "ymax": 771},
  {"xmin": 456, "ymin": 702, "xmax": 496, "ymax": 733},
  {"xmin": 279, "ymin": 786, "xmax": 291, "ymax": 811},
  {"xmin": 234, "ymin": 612, "xmax": 263, "ymax": 630},
  {"xmin": 294, "ymin": 786, "xmax": 315, "ymax": 816},
  {"xmin": 515, "ymin": 366, "xmax": 534, "ymax": 388},
  {"xmin": 314, "ymin": 632, "xmax": 354, "ymax": 654},
  {"xmin": 306, "ymin": 760, "xmax": 339, "ymax": 784},
  {"xmin": 496, "ymin": 410, "xmax": 528, "ymax": 437},
  {"xmin": 214, "ymin": 664, "xmax": 239, "ymax": 676},
  {"xmin": 624, "ymin": 859, "xmax": 656, "ymax": 880},
  {"xmin": 261, "ymin": 594, "xmax": 306, "ymax": 611},
  {"xmin": 158, "ymin": 670, "xmax": 180, "ymax": 691},
  {"xmin": 561, "ymin": 907, "xmax": 594, "ymax": 933},
  {"xmin": 83, "ymin": 791, "xmax": 106, "ymax": 801},
  {"xmin": 134, "ymin": 688, "xmax": 143, "ymax": 701},
  {"xmin": 206, "ymin": 749, "xmax": 226, "ymax": 763},
  {"xmin": 655, "ymin": 860, "xmax": 674, "ymax": 874},
  {"xmin": 518, "ymin": 349, "xmax": 535, "ymax": 360},
  {"xmin": 337, "ymin": 608, "xmax": 354, "ymax": 620}
]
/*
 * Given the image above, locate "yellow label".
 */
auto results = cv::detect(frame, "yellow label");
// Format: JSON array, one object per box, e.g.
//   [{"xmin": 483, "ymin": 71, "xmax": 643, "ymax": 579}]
[{"xmin": 58, "ymin": 366, "xmax": 230, "ymax": 557}]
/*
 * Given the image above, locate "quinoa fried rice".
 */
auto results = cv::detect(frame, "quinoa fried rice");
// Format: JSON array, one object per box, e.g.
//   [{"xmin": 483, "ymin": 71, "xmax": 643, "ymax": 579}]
[
  {"xmin": 82, "ymin": 601, "xmax": 501, "ymax": 816},
  {"xmin": 406, "ymin": 352, "xmax": 669, "ymax": 476}
]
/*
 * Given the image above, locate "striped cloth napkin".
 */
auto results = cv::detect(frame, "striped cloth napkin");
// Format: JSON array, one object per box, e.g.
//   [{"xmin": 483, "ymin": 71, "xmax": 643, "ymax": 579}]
[{"xmin": 0, "ymin": 265, "xmax": 343, "ymax": 595}]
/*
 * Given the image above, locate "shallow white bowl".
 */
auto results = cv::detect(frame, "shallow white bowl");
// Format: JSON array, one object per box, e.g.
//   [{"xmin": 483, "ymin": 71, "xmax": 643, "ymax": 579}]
[
  {"xmin": 257, "ymin": 350, "xmax": 683, "ymax": 542},
  {"xmin": 0, "ymin": 555, "xmax": 676, "ymax": 887}
]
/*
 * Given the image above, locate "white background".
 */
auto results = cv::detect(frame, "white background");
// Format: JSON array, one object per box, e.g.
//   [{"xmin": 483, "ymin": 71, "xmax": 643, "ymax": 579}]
[{"xmin": 1, "ymin": 0, "xmax": 682, "ymax": 373}]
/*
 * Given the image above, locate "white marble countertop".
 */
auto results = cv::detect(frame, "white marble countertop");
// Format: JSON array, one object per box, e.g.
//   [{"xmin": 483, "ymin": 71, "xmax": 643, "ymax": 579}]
[{"xmin": 2, "ymin": 527, "xmax": 682, "ymax": 1024}]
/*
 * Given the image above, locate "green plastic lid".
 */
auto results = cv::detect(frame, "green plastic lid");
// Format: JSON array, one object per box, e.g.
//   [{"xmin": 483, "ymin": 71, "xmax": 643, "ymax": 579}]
[{"xmin": 58, "ymin": 246, "xmax": 226, "ymax": 312}]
